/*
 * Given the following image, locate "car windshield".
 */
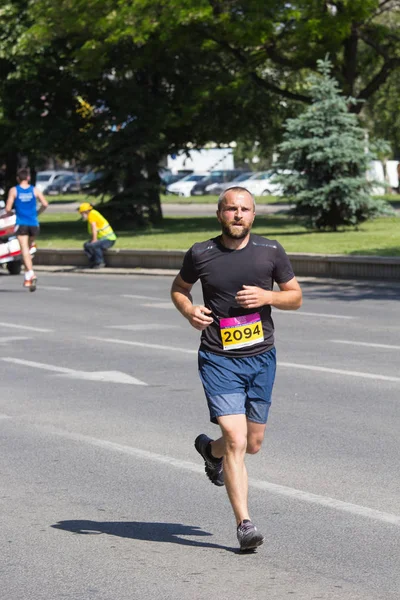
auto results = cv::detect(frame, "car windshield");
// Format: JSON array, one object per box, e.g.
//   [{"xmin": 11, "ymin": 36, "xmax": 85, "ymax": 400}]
[
  {"xmin": 80, "ymin": 173, "xmax": 99, "ymax": 184},
  {"xmin": 184, "ymin": 174, "xmax": 207, "ymax": 182},
  {"xmin": 36, "ymin": 174, "xmax": 52, "ymax": 182},
  {"xmin": 253, "ymin": 172, "xmax": 272, "ymax": 180},
  {"xmin": 232, "ymin": 173, "xmax": 253, "ymax": 182},
  {"xmin": 56, "ymin": 175, "xmax": 74, "ymax": 183}
]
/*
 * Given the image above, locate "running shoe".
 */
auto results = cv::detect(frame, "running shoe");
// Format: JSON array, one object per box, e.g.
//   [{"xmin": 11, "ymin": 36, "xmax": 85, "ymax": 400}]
[
  {"xmin": 237, "ymin": 520, "xmax": 264, "ymax": 552},
  {"xmin": 23, "ymin": 276, "xmax": 37, "ymax": 292},
  {"xmin": 194, "ymin": 433, "xmax": 224, "ymax": 487},
  {"xmin": 29, "ymin": 276, "xmax": 37, "ymax": 292}
]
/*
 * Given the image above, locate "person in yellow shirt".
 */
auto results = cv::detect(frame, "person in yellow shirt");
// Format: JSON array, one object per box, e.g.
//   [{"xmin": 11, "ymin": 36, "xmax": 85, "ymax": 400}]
[{"xmin": 78, "ymin": 203, "xmax": 117, "ymax": 268}]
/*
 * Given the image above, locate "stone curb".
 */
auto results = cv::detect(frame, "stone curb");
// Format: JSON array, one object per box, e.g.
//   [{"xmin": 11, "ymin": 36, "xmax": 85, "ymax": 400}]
[{"xmin": 32, "ymin": 248, "xmax": 400, "ymax": 281}]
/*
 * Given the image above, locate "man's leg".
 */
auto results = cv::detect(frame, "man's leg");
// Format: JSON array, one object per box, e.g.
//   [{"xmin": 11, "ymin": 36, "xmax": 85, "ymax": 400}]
[
  {"xmin": 17, "ymin": 235, "xmax": 33, "ymax": 273},
  {"xmin": 29, "ymin": 234, "xmax": 37, "ymax": 255},
  {"xmin": 210, "ymin": 420, "xmax": 266, "ymax": 455},
  {"xmin": 245, "ymin": 420, "xmax": 267, "ymax": 455},
  {"xmin": 86, "ymin": 240, "xmax": 110, "ymax": 266},
  {"xmin": 18, "ymin": 234, "xmax": 37, "ymax": 290},
  {"xmin": 216, "ymin": 414, "xmax": 264, "ymax": 551},
  {"xmin": 217, "ymin": 414, "xmax": 249, "ymax": 524},
  {"xmin": 211, "ymin": 417, "xmax": 267, "ymax": 521},
  {"xmin": 83, "ymin": 241, "xmax": 96, "ymax": 265}
]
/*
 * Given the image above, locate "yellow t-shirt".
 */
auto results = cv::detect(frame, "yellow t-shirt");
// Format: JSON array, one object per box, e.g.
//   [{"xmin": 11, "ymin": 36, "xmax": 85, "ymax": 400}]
[{"xmin": 87, "ymin": 209, "xmax": 116, "ymax": 241}]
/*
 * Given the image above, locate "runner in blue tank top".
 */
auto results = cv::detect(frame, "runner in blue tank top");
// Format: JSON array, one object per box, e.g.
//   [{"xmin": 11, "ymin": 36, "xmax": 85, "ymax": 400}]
[{"xmin": 5, "ymin": 168, "xmax": 48, "ymax": 291}]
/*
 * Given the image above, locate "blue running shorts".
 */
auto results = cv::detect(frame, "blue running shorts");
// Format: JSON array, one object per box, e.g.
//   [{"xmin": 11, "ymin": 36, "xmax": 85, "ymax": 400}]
[{"xmin": 198, "ymin": 347, "xmax": 277, "ymax": 424}]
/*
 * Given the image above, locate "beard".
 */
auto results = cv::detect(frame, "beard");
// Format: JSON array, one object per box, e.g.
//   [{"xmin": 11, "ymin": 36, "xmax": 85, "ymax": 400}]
[{"xmin": 221, "ymin": 222, "xmax": 251, "ymax": 239}]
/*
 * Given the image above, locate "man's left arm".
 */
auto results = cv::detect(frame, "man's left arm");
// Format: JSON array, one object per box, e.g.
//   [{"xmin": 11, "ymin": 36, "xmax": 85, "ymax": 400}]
[
  {"xmin": 235, "ymin": 277, "xmax": 302, "ymax": 311},
  {"xmin": 90, "ymin": 221, "xmax": 98, "ymax": 243},
  {"xmin": 34, "ymin": 188, "xmax": 48, "ymax": 215}
]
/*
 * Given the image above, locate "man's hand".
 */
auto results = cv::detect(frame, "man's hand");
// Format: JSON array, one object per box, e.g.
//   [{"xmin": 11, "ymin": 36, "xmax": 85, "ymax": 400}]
[
  {"xmin": 187, "ymin": 305, "xmax": 214, "ymax": 331},
  {"xmin": 235, "ymin": 285, "xmax": 271, "ymax": 310}
]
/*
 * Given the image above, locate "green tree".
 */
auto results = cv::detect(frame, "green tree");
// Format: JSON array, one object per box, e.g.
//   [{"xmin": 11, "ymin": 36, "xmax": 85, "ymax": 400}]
[
  {"xmin": 0, "ymin": 1, "xmax": 94, "ymax": 192},
  {"xmin": 106, "ymin": 0, "xmax": 400, "ymax": 112},
  {"xmin": 20, "ymin": 0, "xmax": 297, "ymax": 226},
  {"xmin": 277, "ymin": 58, "xmax": 392, "ymax": 231},
  {"xmin": 2, "ymin": 0, "xmax": 400, "ymax": 223}
]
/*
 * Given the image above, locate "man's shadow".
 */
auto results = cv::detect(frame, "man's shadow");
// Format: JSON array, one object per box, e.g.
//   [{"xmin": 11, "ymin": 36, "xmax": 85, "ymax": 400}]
[{"xmin": 51, "ymin": 520, "xmax": 237, "ymax": 553}]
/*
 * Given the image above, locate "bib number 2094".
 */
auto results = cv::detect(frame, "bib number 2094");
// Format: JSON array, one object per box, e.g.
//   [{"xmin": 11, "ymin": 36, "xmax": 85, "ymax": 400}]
[{"xmin": 220, "ymin": 313, "xmax": 264, "ymax": 350}]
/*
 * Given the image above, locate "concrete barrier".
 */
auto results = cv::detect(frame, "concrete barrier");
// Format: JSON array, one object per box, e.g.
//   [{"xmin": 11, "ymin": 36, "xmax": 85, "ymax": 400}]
[{"xmin": 34, "ymin": 248, "xmax": 400, "ymax": 281}]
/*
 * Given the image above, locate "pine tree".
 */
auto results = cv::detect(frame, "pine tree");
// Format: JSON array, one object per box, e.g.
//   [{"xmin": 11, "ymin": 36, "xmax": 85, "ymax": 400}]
[{"xmin": 277, "ymin": 58, "xmax": 392, "ymax": 231}]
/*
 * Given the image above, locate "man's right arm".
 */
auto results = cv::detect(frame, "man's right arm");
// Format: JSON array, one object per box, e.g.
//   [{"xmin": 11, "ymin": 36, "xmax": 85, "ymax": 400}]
[
  {"xmin": 5, "ymin": 187, "xmax": 16, "ymax": 214},
  {"xmin": 170, "ymin": 274, "xmax": 213, "ymax": 331}
]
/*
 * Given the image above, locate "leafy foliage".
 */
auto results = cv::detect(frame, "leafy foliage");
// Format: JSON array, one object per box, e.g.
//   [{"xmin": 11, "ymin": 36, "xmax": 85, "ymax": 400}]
[
  {"xmin": 1, "ymin": 0, "xmax": 399, "ymax": 225},
  {"xmin": 277, "ymin": 58, "xmax": 394, "ymax": 231}
]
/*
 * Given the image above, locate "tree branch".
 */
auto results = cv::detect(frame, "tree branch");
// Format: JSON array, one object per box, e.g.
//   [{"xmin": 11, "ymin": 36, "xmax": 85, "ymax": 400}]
[
  {"xmin": 218, "ymin": 40, "xmax": 311, "ymax": 103},
  {"xmin": 354, "ymin": 57, "xmax": 400, "ymax": 111}
]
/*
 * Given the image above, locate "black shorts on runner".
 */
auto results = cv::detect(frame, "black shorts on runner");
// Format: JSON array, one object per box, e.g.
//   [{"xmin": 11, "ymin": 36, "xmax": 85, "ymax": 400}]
[{"xmin": 15, "ymin": 225, "xmax": 39, "ymax": 237}]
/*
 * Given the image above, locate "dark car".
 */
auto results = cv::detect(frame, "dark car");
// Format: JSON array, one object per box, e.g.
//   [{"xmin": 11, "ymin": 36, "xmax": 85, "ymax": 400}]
[
  {"xmin": 46, "ymin": 173, "xmax": 84, "ymax": 195},
  {"xmin": 190, "ymin": 170, "xmax": 248, "ymax": 196},
  {"xmin": 80, "ymin": 171, "xmax": 105, "ymax": 192}
]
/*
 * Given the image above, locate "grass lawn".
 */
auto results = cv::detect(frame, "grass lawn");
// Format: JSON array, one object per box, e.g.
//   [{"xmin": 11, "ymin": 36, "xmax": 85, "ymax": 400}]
[{"xmin": 39, "ymin": 211, "xmax": 400, "ymax": 256}]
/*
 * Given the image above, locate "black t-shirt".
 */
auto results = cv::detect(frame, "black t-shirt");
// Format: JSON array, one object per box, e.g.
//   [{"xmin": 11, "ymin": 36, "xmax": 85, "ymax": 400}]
[{"xmin": 179, "ymin": 233, "xmax": 295, "ymax": 357}]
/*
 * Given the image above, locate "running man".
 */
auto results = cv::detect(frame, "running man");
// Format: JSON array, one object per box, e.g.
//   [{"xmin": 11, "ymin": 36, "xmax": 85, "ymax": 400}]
[
  {"xmin": 170, "ymin": 187, "xmax": 302, "ymax": 552},
  {"xmin": 6, "ymin": 168, "xmax": 48, "ymax": 291}
]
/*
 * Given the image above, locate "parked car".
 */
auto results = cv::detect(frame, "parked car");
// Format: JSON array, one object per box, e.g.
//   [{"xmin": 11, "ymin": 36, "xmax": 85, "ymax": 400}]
[
  {"xmin": 80, "ymin": 171, "xmax": 105, "ymax": 192},
  {"xmin": 45, "ymin": 173, "xmax": 84, "ymax": 195},
  {"xmin": 209, "ymin": 171, "xmax": 254, "ymax": 195},
  {"xmin": 238, "ymin": 170, "xmax": 287, "ymax": 197},
  {"xmin": 191, "ymin": 170, "xmax": 248, "ymax": 196},
  {"xmin": 166, "ymin": 172, "xmax": 209, "ymax": 197},
  {"xmin": 160, "ymin": 172, "xmax": 189, "ymax": 193},
  {"xmin": 35, "ymin": 170, "xmax": 73, "ymax": 193}
]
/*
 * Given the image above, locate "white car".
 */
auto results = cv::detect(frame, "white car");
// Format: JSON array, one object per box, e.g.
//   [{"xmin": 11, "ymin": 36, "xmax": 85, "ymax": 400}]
[
  {"xmin": 239, "ymin": 170, "xmax": 286, "ymax": 197},
  {"xmin": 35, "ymin": 170, "xmax": 73, "ymax": 193},
  {"xmin": 166, "ymin": 173, "xmax": 209, "ymax": 197}
]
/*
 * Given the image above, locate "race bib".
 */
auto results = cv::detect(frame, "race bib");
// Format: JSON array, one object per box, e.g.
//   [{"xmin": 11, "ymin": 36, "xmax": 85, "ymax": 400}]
[{"xmin": 219, "ymin": 313, "xmax": 264, "ymax": 351}]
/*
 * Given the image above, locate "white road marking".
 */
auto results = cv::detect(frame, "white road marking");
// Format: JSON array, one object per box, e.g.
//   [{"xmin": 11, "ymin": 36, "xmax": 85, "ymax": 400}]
[
  {"xmin": 39, "ymin": 285, "xmax": 71, "ymax": 291},
  {"xmin": 88, "ymin": 336, "xmax": 196, "ymax": 354},
  {"xmin": 1, "ymin": 357, "xmax": 147, "ymax": 385},
  {"xmin": 142, "ymin": 302, "xmax": 175, "ymax": 309},
  {"xmin": 279, "ymin": 362, "xmax": 400, "ymax": 383},
  {"xmin": 276, "ymin": 311, "xmax": 355, "ymax": 320},
  {"xmin": 48, "ymin": 428, "xmax": 400, "ymax": 527},
  {"xmin": 122, "ymin": 294, "xmax": 167, "ymax": 301},
  {"xmin": 0, "ymin": 336, "xmax": 30, "ymax": 344},
  {"xmin": 90, "ymin": 337, "xmax": 400, "ymax": 382},
  {"xmin": 0, "ymin": 322, "xmax": 52, "ymax": 333},
  {"xmin": 331, "ymin": 339, "xmax": 400, "ymax": 350},
  {"xmin": 106, "ymin": 324, "xmax": 179, "ymax": 331}
]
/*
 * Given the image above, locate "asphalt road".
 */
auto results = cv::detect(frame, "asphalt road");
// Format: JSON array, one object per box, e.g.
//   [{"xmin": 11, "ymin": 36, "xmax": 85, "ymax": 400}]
[{"xmin": 1, "ymin": 271, "xmax": 400, "ymax": 600}]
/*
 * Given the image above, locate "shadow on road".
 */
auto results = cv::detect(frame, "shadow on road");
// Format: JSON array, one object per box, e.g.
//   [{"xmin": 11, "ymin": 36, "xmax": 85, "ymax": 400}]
[{"xmin": 51, "ymin": 519, "xmax": 237, "ymax": 552}]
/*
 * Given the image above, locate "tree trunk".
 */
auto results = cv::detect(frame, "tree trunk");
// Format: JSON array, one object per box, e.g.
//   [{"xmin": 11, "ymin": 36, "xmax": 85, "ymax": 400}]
[
  {"xmin": 144, "ymin": 153, "xmax": 163, "ymax": 224},
  {"xmin": 5, "ymin": 151, "xmax": 18, "ymax": 194}
]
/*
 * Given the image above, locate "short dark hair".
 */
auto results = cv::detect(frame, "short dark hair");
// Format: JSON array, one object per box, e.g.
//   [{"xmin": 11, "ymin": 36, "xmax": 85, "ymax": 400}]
[
  {"xmin": 217, "ymin": 186, "xmax": 256, "ymax": 211},
  {"xmin": 17, "ymin": 168, "xmax": 30, "ymax": 182}
]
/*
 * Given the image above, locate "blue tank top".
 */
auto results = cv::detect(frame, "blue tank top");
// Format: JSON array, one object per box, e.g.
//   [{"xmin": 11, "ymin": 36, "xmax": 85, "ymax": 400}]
[{"xmin": 14, "ymin": 185, "xmax": 38, "ymax": 226}]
